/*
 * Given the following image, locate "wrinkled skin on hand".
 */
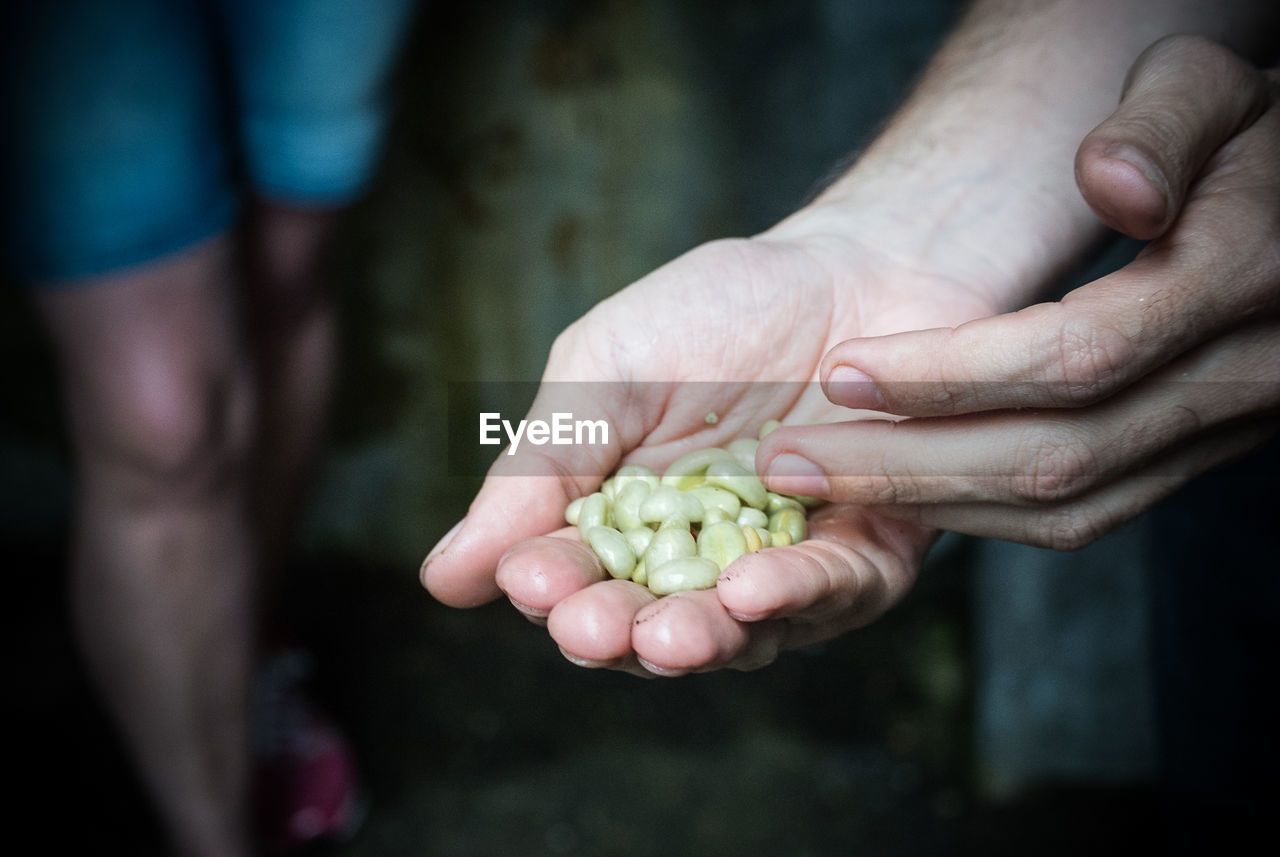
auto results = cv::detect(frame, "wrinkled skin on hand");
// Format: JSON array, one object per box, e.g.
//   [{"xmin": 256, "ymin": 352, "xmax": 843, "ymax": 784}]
[{"xmin": 763, "ymin": 35, "xmax": 1280, "ymax": 550}]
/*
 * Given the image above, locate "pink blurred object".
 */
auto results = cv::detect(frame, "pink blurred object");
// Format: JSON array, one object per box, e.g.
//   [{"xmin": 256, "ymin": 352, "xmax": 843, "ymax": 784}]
[{"xmin": 252, "ymin": 650, "xmax": 366, "ymax": 852}]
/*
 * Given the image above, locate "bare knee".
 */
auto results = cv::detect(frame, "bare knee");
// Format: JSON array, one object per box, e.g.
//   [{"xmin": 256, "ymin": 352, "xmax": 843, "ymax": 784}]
[{"xmin": 74, "ymin": 362, "xmax": 257, "ymax": 506}]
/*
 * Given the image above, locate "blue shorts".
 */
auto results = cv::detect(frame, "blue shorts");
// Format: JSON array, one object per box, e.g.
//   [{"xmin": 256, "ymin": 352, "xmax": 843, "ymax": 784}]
[{"xmin": 1, "ymin": 0, "xmax": 419, "ymax": 285}]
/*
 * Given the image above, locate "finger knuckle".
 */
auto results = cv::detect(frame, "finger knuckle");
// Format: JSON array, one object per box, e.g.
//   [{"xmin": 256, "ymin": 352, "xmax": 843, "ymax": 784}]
[
  {"xmin": 880, "ymin": 470, "xmax": 934, "ymax": 505},
  {"xmin": 1043, "ymin": 320, "xmax": 1133, "ymax": 405},
  {"xmin": 1012, "ymin": 425, "xmax": 1099, "ymax": 505},
  {"xmin": 1138, "ymin": 34, "xmax": 1249, "ymax": 84},
  {"xmin": 1032, "ymin": 507, "xmax": 1109, "ymax": 552},
  {"xmin": 1131, "ymin": 35, "xmax": 1268, "ymax": 127},
  {"xmin": 862, "ymin": 444, "xmax": 932, "ymax": 504}
]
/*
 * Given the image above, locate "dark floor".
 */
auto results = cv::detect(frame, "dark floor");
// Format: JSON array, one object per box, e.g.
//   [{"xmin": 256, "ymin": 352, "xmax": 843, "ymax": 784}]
[{"xmin": 13, "ymin": 533, "xmax": 1166, "ymax": 856}]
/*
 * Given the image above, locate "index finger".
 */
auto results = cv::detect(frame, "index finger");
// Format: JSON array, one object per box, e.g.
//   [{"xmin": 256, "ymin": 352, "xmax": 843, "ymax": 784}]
[
  {"xmin": 819, "ymin": 47, "xmax": 1279, "ymax": 420},
  {"xmin": 818, "ymin": 263, "xmax": 1183, "ymax": 416}
]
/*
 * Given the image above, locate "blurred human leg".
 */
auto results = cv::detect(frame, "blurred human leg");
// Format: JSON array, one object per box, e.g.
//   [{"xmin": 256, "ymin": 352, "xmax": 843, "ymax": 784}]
[
  {"xmin": 34, "ymin": 238, "xmax": 258, "ymax": 857},
  {"xmin": 5, "ymin": 1, "xmax": 419, "ymax": 852},
  {"xmin": 3, "ymin": 3, "xmax": 262, "ymax": 854},
  {"xmin": 238, "ymin": 201, "xmax": 340, "ymax": 597},
  {"xmin": 220, "ymin": 0, "xmax": 421, "ymax": 596},
  {"xmin": 219, "ymin": 1, "xmax": 422, "ymax": 844}
]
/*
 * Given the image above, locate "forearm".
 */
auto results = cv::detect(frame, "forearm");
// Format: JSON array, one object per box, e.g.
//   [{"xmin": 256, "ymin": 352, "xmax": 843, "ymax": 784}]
[{"xmin": 771, "ymin": 0, "xmax": 1278, "ymax": 311}]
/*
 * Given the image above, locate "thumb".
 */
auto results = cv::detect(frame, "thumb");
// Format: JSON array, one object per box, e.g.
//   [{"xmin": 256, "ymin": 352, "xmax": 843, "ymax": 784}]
[
  {"xmin": 420, "ymin": 384, "xmax": 622, "ymax": 607},
  {"xmin": 1074, "ymin": 34, "xmax": 1270, "ymax": 240}
]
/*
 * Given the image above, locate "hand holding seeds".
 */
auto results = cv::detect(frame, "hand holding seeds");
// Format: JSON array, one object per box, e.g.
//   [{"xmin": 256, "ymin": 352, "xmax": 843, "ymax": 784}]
[
  {"xmin": 569, "ymin": 421, "xmax": 819, "ymax": 596},
  {"xmin": 421, "ymin": 234, "xmax": 966, "ymax": 676},
  {"xmin": 421, "ymin": 20, "xmax": 1278, "ymax": 678}
]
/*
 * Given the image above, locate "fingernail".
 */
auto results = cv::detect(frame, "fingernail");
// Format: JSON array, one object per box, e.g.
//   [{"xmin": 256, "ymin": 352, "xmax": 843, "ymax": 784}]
[
  {"xmin": 1101, "ymin": 143, "xmax": 1171, "ymax": 226},
  {"xmin": 763, "ymin": 453, "xmax": 830, "ymax": 497},
  {"xmin": 826, "ymin": 364, "xmax": 885, "ymax": 410},
  {"xmin": 508, "ymin": 596, "xmax": 550, "ymax": 619},
  {"xmin": 425, "ymin": 518, "xmax": 465, "ymax": 565},
  {"xmin": 559, "ymin": 648, "xmax": 608, "ymax": 668},
  {"xmin": 1103, "ymin": 143, "xmax": 1168, "ymax": 193},
  {"xmin": 637, "ymin": 657, "xmax": 685, "ymax": 677}
]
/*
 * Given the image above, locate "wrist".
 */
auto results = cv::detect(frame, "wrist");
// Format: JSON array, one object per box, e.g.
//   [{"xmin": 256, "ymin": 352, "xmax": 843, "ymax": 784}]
[
  {"xmin": 764, "ymin": 76, "xmax": 1117, "ymax": 313},
  {"xmin": 761, "ymin": 0, "xmax": 1176, "ymax": 313}
]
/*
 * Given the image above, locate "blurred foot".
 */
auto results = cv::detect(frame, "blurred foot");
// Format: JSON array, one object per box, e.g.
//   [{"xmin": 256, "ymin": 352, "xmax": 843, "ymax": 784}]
[{"xmin": 252, "ymin": 649, "xmax": 366, "ymax": 852}]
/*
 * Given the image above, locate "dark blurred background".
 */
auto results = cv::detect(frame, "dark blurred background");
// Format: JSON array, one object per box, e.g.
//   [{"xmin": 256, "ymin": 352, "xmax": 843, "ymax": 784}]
[{"xmin": 5, "ymin": 1, "xmax": 1169, "ymax": 854}]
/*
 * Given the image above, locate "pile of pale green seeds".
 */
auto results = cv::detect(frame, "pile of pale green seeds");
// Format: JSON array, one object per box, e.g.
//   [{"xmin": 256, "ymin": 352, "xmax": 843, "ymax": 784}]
[{"xmin": 565, "ymin": 420, "xmax": 821, "ymax": 596}]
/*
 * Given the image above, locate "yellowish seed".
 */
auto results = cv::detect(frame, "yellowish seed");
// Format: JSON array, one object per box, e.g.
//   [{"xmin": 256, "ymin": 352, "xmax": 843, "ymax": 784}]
[{"xmin": 632, "ymin": 556, "xmax": 648, "ymax": 587}]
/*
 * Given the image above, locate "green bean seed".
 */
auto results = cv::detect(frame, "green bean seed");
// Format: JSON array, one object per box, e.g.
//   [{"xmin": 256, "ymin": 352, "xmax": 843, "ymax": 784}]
[
  {"xmin": 585, "ymin": 525, "xmax": 636, "ymax": 580},
  {"xmin": 769, "ymin": 507, "xmax": 807, "ymax": 545},
  {"xmin": 614, "ymin": 463, "xmax": 660, "ymax": 492},
  {"xmin": 704, "ymin": 459, "xmax": 768, "ymax": 510},
  {"xmin": 648, "ymin": 556, "xmax": 721, "ymax": 595},
  {"xmin": 640, "ymin": 485, "xmax": 705, "ymax": 524},
  {"xmin": 624, "ymin": 526, "xmax": 654, "ymax": 557},
  {"xmin": 726, "ymin": 437, "xmax": 759, "ymax": 471},
  {"xmin": 703, "ymin": 506, "xmax": 731, "ymax": 526},
  {"xmin": 688, "ymin": 484, "xmax": 741, "ymax": 519},
  {"xmin": 613, "ymin": 480, "xmax": 652, "ymax": 532},
  {"xmin": 697, "ymin": 520, "xmax": 748, "ymax": 571},
  {"xmin": 644, "ymin": 524, "xmax": 697, "ymax": 572},
  {"xmin": 660, "ymin": 448, "xmax": 736, "ymax": 491},
  {"xmin": 565, "ymin": 496, "xmax": 585, "ymax": 526},
  {"xmin": 568, "ymin": 422, "xmax": 823, "ymax": 597},
  {"xmin": 577, "ymin": 492, "xmax": 610, "ymax": 539},
  {"xmin": 765, "ymin": 491, "xmax": 805, "ymax": 514}
]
